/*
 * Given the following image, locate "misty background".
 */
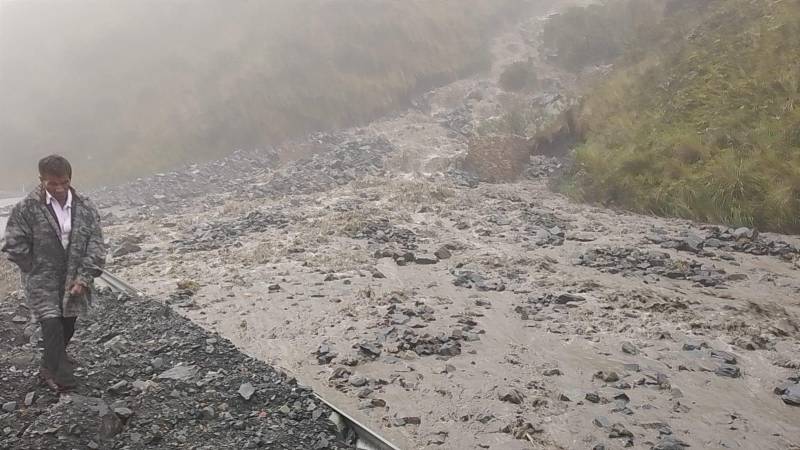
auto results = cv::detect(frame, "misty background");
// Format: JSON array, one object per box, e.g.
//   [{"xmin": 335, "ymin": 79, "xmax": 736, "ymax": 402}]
[{"xmin": 0, "ymin": 0, "xmax": 531, "ymax": 191}]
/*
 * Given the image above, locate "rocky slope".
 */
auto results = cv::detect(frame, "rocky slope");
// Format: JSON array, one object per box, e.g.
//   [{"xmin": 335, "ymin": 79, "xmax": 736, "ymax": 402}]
[
  {"xmin": 3, "ymin": 4, "xmax": 800, "ymax": 450},
  {"xmin": 0, "ymin": 275, "xmax": 354, "ymax": 450},
  {"xmin": 85, "ymin": 8, "xmax": 800, "ymax": 450}
]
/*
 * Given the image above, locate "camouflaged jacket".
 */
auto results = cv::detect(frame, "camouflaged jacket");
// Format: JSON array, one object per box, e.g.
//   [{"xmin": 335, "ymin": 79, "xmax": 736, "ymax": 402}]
[{"xmin": 2, "ymin": 186, "xmax": 106, "ymax": 321}]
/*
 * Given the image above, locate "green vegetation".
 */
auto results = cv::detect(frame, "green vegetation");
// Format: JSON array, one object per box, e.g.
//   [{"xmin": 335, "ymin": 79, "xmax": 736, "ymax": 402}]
[
  {"xmin": 553, "ymin": 0, "xmax": 800, "ymax": 232},
  {"xmin": 540, "ymin": 0, "xmax": 664, "ymax": 71},
  {"xmin": 0, "ymin": 0, "xmax": 527, "ymax": 189}
]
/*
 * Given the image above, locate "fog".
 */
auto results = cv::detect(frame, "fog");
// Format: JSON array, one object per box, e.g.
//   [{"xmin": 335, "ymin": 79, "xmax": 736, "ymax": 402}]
[{"xmin": 0, "ymin": 0, "xmax": 529, "ymax": 192}]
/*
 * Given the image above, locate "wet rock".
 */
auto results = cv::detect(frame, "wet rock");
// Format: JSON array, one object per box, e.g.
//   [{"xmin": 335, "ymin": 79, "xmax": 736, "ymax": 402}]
[
  {"xmin": 358, "ymin": 342, "xmax": 382, "ymax": 359},
  {"xmin": 108, "ymin": 380, "xmax": 128, "ymax": 393},
  {"xmin": 780, "ymin": 384, "xmax": 800, "ymax": 406},
  {"xmin": 710, "ymin": 350, "xmax": 737, "ymax": 365},
  {"xmin": 594, "ymin": 371, "xmax": 620, "ymax": 383},
  {"xmin": 348, "ymin": 375, "xmax": 368, "ymax": 387},
  {"xmin": 676, "ymin": 233, "xmax": 704, "ymax": 253},
  {"xmin": 593, "ymin": 416, "xmax": 611, "ymax": 428},
  {"xmin": 682, "ymin": 342, "xmax": 709, "ymax": 351},
  {"xmin": 499, "ymin": 388, "xmax": 524, "ymax": 404},
  {"xmin": 238, "ymin": 382, "xmax": 256, "ymax": 401},
  {"xmin": 200, "ymin": 406, "xmax": 216, "ymax": 420},
  {"xmin": 732, "ymin": 227, "xmax": 754, "ymax": 240},
  {"xmin": 621, "ymin": 342, "xmax": 639, "ymax": 355},
  {"xmin": 113, "ymin": 408, "xmax": 133, "ymax": 421},
  {"xmin": 652, "ymin": 436, "xmax": 690, "ymax": 449},
  {"xmin": 451, "ymin": 269, "xmax": 505, "ymax": 291},
  {"xmin": 157, "ymin": 364, "xmax": 199, "ymax": 381},
  {"xmin": 434, "ymin": 247, "xmax": 452, "ymax": 260},
  {"xmin": 403, "ymin": 416, "xmax": 422, "ymax": 425},
  {"xmin": 112, "ymin": 241, "xmax": 142, "ymax": 257},
  {"xmin": 608, "ymin": 423, "xmax": 633, "ymax": 439},
  {"xmin": 555, "ymin": 293, "xmax": 586, "ymax": 305},
  {"xmin": 437, "ymin": 341, "xmax": 462, "ymax": 357},
  {"xmin": 586, "ymin": 392, "xmax": 601, "ymax": 403},
  {"xmin": 714, "ymin": 365, "xmax": 741, "ymax": 378},
  {"xmin": 501, "ymin": 418, "xmax": 543, "ymax": 440},
  {"xmin": 315, "ymin": 344, "xmax": 338, "ymax": 365},
  {"xmin": 414, "ymin": 254, "xmax": 438, "ymax": 265}
]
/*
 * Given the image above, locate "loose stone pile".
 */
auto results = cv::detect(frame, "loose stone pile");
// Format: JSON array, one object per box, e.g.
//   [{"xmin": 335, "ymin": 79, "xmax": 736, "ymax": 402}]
[
  {"xmin": 576, "ymin": 247, "xmax": 729, "ymax": 287},
  {"xmin": 0, "ymin": 290, "xmax": 354, "ymax": 450},
  {"xmin": 648, "ymin": 226, "xmax": 800, "ymax": 261}
]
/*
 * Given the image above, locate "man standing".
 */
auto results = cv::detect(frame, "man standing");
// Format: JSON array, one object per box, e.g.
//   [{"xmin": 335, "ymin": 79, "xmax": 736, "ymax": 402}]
[{"xmin": 2, "ymin": 155, "xmax": 106, "ymax": 391}]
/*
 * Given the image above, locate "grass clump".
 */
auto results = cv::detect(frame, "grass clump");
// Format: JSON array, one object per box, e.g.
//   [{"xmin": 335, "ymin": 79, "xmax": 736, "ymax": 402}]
[{"xmin": 557, "ymin": 0, "xmax": 800, "ymax": 233}]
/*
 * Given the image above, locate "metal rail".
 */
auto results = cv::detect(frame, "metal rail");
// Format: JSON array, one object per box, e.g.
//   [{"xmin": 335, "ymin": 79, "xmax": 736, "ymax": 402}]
[
  {"xmin": 97, "ymin": 270, "xmax": 143, "ymax": 297},
  {"xmin": 96, "ymin": 268, "xmax": 402, "ymax": 450}
]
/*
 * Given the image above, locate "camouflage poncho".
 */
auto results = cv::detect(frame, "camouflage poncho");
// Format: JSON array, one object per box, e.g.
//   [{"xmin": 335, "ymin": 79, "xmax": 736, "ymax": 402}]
[{"xmin": 2, "ymin": 186, "xmax": 106, "ymax": 321}]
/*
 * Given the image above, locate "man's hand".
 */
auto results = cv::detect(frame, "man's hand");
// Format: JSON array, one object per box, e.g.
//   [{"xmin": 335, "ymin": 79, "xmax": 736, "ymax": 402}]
[{"xmin": 69, "ymin": 282, "xmax": 87, "ymax": 296}]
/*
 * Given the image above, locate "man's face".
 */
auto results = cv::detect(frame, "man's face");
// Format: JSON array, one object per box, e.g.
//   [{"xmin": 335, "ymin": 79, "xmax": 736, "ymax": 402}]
[{"xmin": 41, "ymin": 174, "xmax": 71, "ymax": 203}]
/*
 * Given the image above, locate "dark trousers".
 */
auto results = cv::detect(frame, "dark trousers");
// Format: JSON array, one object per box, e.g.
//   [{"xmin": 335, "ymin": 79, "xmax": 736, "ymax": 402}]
[{"xmin": 40, "ymin": 317, "xmax": 77, "ymax": 386}]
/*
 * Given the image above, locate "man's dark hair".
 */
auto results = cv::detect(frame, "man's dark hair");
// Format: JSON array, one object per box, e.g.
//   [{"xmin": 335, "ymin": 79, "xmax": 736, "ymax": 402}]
[{"xmin": 38, "ymin": 155, "xmax": 72, "ymax": 178}]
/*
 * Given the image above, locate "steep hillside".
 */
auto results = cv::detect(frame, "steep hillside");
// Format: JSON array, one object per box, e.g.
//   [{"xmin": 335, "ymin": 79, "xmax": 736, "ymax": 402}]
[
  {"xmin": 0, "ymin": 0, "xmax": 532, "ymax": 189},
  {"xmin": 558, "ymin": 0, "xmax": 800, "ymax": 232}
]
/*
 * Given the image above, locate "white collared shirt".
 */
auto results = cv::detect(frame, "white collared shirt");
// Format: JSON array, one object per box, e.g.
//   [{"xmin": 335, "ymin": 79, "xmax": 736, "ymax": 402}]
[{"xmin": 46, "ymin": 189, "xmax": 72, "ymax": 248}]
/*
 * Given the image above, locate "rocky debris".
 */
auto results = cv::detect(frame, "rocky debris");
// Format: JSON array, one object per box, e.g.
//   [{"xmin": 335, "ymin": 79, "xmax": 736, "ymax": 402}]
[
  {"xmin": 434, "ymin": 247, "xmax": 452, "ymax": 260},
  {"xmin": 374, "ymin": 302, "xmax": 481, "ymax": 360},
  {"xmin": 413, "ymin": 254, "xmax": 439, "ymax": 265},
  {"xmin": 445, "ymin": 168, "xmax": 481, "ymax": 188},
  {"xmin": 499, "ymin": 388, "xmax": 525, "ymax": 404},
  {"xmin": 775, "ymin": 377, "xmax": 800, "ymax": 406},
  {"xmin": 157, "ymin": 364, "xmax": 200, "ymax": 381},
  {"xmin": 91, "ymin": 147, "xmax": 280, "ymax": 214},
  {"xmin": 264, "ymin": 136, "xmax": 395, "ymax": 196},
  {"xmin": 451, "ymin": 269, "xmax": 506, "ymax": 291},
  {"xmin": 652, "ymin": 436, "xmax": 690, "ymax": 450},
  {"xmin": 237, "ymin": 383, "xmax": 256, "ymax": 401},
  {"xmin": 576, "ymin": 247, "xmax": 727, "ymax": 286},
  {"xmin": 501, "ymin": 417, "xmax": 543, "ymax": 440},
  {"xmin": 514, "ymin": 292, "xmax": 587, "ymax": 320},
  {"xmin": 355, "ymin": 219, "xmax": 418, "ymax": 250},
  {"xmin": 316, "ymin": 344, "xmax": 338, "ymax": 365},
  {"xmin": 0, "ymin": 289, "xmax": 353, "ymax": 450},
  {"xmin": 435, "ymin": 106, "xmax": 474, "ymax": 137},
  {"xmin": 523, "ymin": 155, "xmax": 563, "ymax": 179},
  {"xmin": 111, "ymin": 235, "xmax": 144, "ymax": 258},
  {"xmin": 386, "ymin": 415, "xmax": 422, "ymax": 428},
  {"xmin": 594, "ymin": 371, "xmax": 620, "ymax": 383},
  {"xmin": 714, "ymin": 365, "xmax": 741, "ymax": 378},
  {"xmin": 650, "ymin": 226, "xmax": 800, "ymax": 261},
  {"xmin": 621, "ymin": 342, "xmax": 639, "ymax": 355},
  {"xmin": 710, "ymin": 350, "xmax": 737, "ymax": 365},
  {"xmin": 174, "ymin": 209, "xmax": 291, "ymax": 252}
]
